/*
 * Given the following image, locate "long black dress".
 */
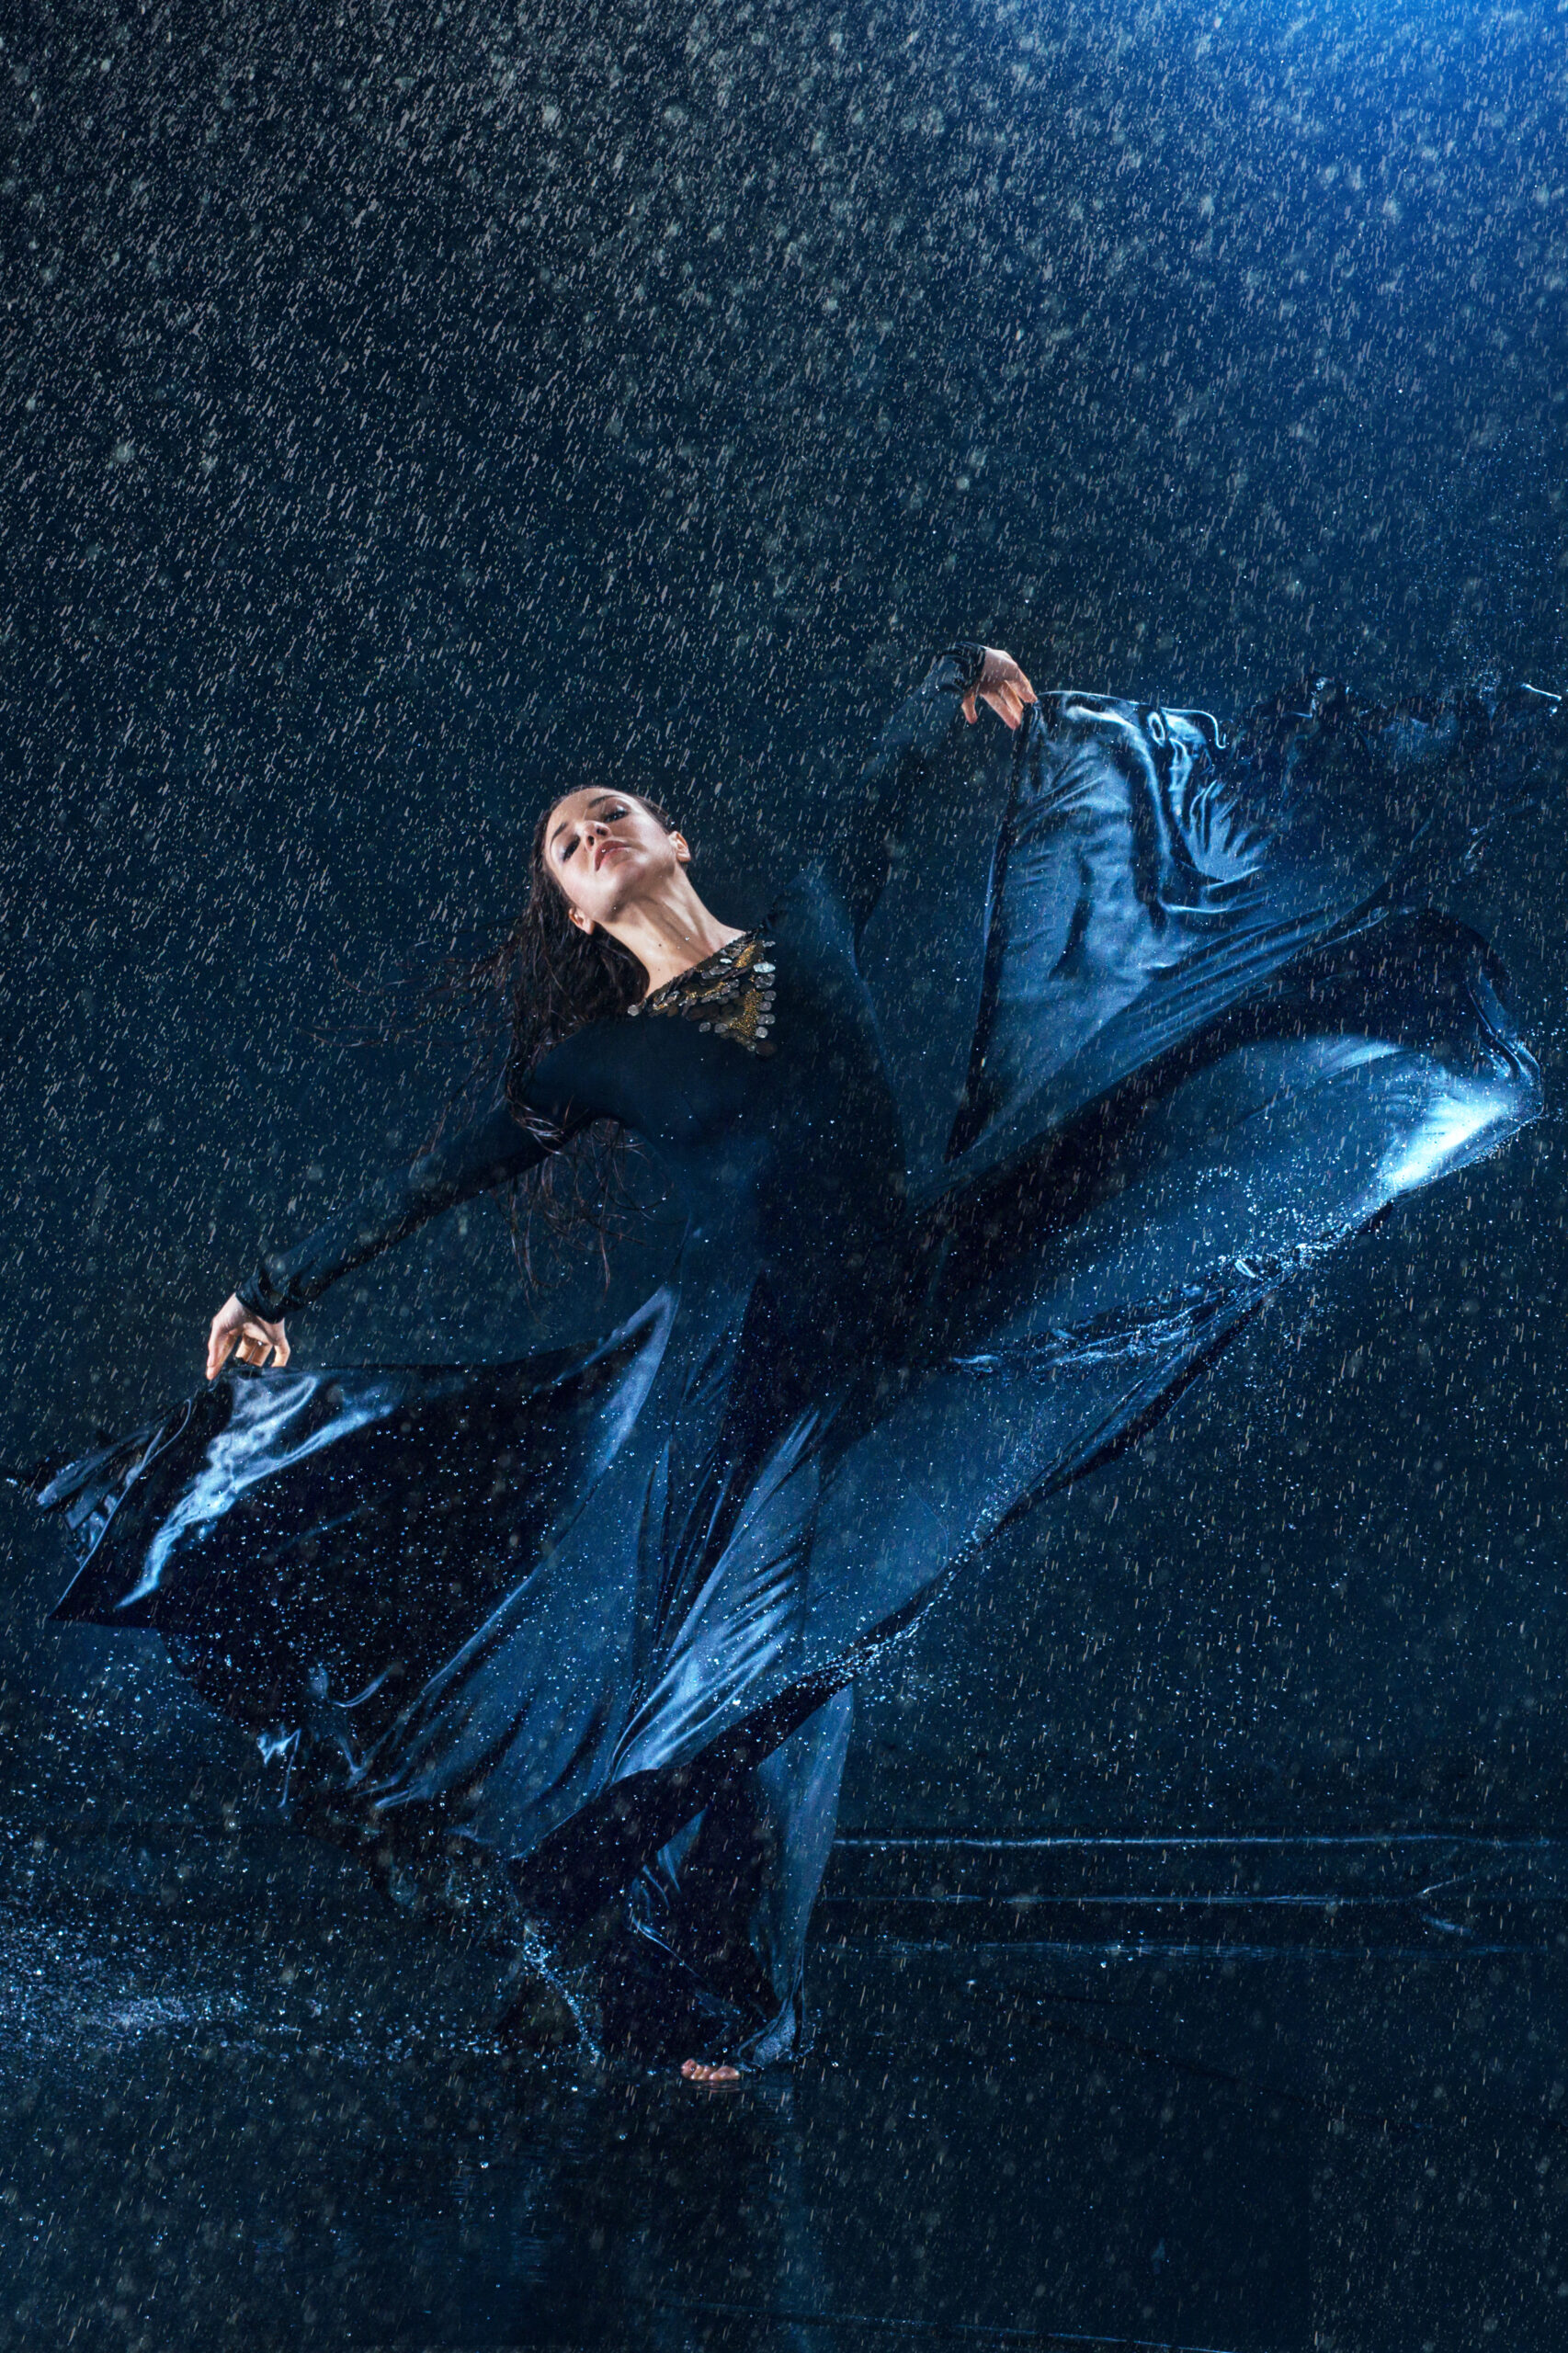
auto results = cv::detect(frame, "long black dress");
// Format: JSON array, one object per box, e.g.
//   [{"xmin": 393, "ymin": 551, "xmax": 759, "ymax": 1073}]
[{"xmin": 36, "ymin": 652, "xmax": 1558, "ymax": 2064}]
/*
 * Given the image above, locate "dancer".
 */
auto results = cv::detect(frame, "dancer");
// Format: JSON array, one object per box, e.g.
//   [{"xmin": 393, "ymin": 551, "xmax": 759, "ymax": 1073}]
[{"xmin": 35, "ymin": 644, "xmax": 1556, "ymax": 2074}]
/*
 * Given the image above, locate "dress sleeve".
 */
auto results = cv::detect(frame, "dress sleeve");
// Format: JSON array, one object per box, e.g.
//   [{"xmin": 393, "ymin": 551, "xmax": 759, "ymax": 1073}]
[
  {"xmin": 827, "ymin": 642, "xmax": 984, "ymax": 941},
  {"xmin": 233, "ymin": 1096, "xmax": 565, "ymax": 1323}
]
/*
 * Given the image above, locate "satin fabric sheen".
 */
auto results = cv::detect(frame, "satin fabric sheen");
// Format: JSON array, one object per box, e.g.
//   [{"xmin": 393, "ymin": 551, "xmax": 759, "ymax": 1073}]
[{"xmin": 36, "ymin": 659, "xmax": 1558, "ymax": 2063}]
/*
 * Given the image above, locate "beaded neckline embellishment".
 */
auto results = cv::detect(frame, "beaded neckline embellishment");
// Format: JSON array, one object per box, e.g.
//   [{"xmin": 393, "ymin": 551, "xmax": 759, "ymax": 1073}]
[{"xmin": 627, "ymin": 931, "xmax": 778, "ymax": 1057}]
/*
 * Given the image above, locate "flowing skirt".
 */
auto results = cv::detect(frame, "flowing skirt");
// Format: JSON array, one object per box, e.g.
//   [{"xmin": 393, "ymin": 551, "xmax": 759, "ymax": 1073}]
[{"xmin": 34, "ymin": 679, "xmax": 1558, "ymax": 2062}]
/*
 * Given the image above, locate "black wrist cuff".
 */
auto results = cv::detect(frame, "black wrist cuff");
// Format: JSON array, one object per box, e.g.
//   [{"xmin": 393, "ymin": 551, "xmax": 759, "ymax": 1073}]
[
  {"xmin": 235, "ymin": 1266, "xmax": 290, "ymax": 1324},
  {"xmin": 937, "ymin": 641, "xmax": 988, "ymax": 695}
]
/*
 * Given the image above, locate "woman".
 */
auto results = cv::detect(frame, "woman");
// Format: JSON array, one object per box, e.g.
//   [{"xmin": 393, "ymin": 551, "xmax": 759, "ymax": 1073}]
[{"xmin": 37, "ymin": 642, "xmax": 1553, "ymax": 2075}]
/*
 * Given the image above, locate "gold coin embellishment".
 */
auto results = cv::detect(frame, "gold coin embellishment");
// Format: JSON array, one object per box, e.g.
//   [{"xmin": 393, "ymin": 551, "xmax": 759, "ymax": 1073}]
[{"xmin": 633, "ymin": 933, "xmax": 779, "ymax": 1055}]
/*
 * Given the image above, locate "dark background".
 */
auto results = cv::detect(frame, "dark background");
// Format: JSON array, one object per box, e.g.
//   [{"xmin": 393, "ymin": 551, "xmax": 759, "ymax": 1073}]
[{"xmin": 3, "ymin": 0, "xmax": 1566, "ymax": 1837}]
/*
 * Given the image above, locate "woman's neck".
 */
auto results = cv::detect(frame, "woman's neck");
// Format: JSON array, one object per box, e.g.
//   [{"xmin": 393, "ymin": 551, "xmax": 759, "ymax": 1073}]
[{"xmin": 601, "ymin": 876, "xmax": 745, "ymax": 998}]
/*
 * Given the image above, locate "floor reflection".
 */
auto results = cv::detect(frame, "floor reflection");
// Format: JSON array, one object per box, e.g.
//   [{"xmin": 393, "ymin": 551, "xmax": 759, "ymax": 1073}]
[{"xmin": 1, "ymin": 1824, "xmax": 1563, "ymax": 2350}]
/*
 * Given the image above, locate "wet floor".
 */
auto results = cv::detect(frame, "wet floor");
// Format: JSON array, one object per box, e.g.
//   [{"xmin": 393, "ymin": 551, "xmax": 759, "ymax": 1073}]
[{"xmin": 2, "ymin": 1815, "xmax": 1564, "ymax": 2353}]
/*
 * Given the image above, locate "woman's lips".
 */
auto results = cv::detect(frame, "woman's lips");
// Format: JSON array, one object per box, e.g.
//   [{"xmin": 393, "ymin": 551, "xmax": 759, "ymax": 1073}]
[{"xmin": 594, "ymin": 841, "xmax": 628, "ymax": 870}]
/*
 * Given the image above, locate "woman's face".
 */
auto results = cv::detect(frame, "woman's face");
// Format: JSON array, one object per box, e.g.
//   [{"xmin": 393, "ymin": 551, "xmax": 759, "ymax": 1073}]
[{"xmin": 544, "ymin": 790, "xmax": 690, "ymax": 935}]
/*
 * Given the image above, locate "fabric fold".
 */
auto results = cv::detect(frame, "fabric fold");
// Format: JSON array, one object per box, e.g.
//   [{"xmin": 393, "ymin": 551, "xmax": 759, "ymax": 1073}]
[{"xmin": 28, "ymin": 666, "xmax": 1556, "ymax": 2063}]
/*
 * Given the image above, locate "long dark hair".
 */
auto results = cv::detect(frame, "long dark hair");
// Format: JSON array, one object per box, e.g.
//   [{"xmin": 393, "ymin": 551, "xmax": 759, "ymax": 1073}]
[{"xmin": 462, "ymin": 788, "xmax": 677, "ymax": 1283}]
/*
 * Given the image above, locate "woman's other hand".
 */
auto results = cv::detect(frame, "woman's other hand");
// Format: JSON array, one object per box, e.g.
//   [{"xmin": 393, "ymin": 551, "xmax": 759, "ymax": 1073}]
[
  {"xmin": 962, "ymin": 647, "xmax": 1037, "ymax": 731},
  {"xmin": 206, "ymin": 1294, "xmax": 290, "ymax": 1381}
]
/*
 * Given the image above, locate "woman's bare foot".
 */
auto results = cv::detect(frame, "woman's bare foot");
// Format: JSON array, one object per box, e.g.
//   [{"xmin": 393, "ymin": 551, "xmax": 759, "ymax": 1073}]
[{"xmin": 680, "ymin": 2058, "xmax": 741, "ymax": 2085}]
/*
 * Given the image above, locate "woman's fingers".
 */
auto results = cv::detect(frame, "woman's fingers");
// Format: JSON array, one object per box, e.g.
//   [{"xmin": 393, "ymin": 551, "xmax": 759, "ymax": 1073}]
[
  {"xmin": 982, "ymin": 681, "xmax": 1025, "ymax": 729},
  {"xmin": 967, "ymin": 680, "xmax": 1028, "ymax": 729},
  {"xmin": 680, "ymin": 2059, "xmax": 742, "ymax": 2085},
  {"xmin": 967, "ymin": 648, "xmax": 1039, "ymax": 731},
  {"xmin": 206, "ymin": 1296, "xmax": 288, "ymax": 1380},
  {"xmin": 986, "ymin": 652, "xmax": 1037, "ymax": 704},
  {"xmin": 206, "ymin": 1305, "xmax": 240, "ymax": 1381},
  {"xmin": 234, "ymin": 1322, "xmax": 287, "ymax": 1370}
]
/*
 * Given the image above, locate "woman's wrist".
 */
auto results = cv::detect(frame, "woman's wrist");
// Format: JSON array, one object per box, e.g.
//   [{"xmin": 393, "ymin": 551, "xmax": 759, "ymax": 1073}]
[
  {"xmin": 938, "ymin": 641, "xmax": 988, "ymax": 695},
  {"xmin": 235, "ymin": 1265, "xmax": 290, "ymax": 1324}
]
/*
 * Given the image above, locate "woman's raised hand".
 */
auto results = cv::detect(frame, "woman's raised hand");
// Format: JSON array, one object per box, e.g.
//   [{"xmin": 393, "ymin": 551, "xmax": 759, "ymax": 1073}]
[
  {"xmin": 962, "ymin": 647, "xmax": 1037, "ymax": 731},
  {"xmin": 206, "ymin": 1293, "xmax": 290, "ymax": 1381}
]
